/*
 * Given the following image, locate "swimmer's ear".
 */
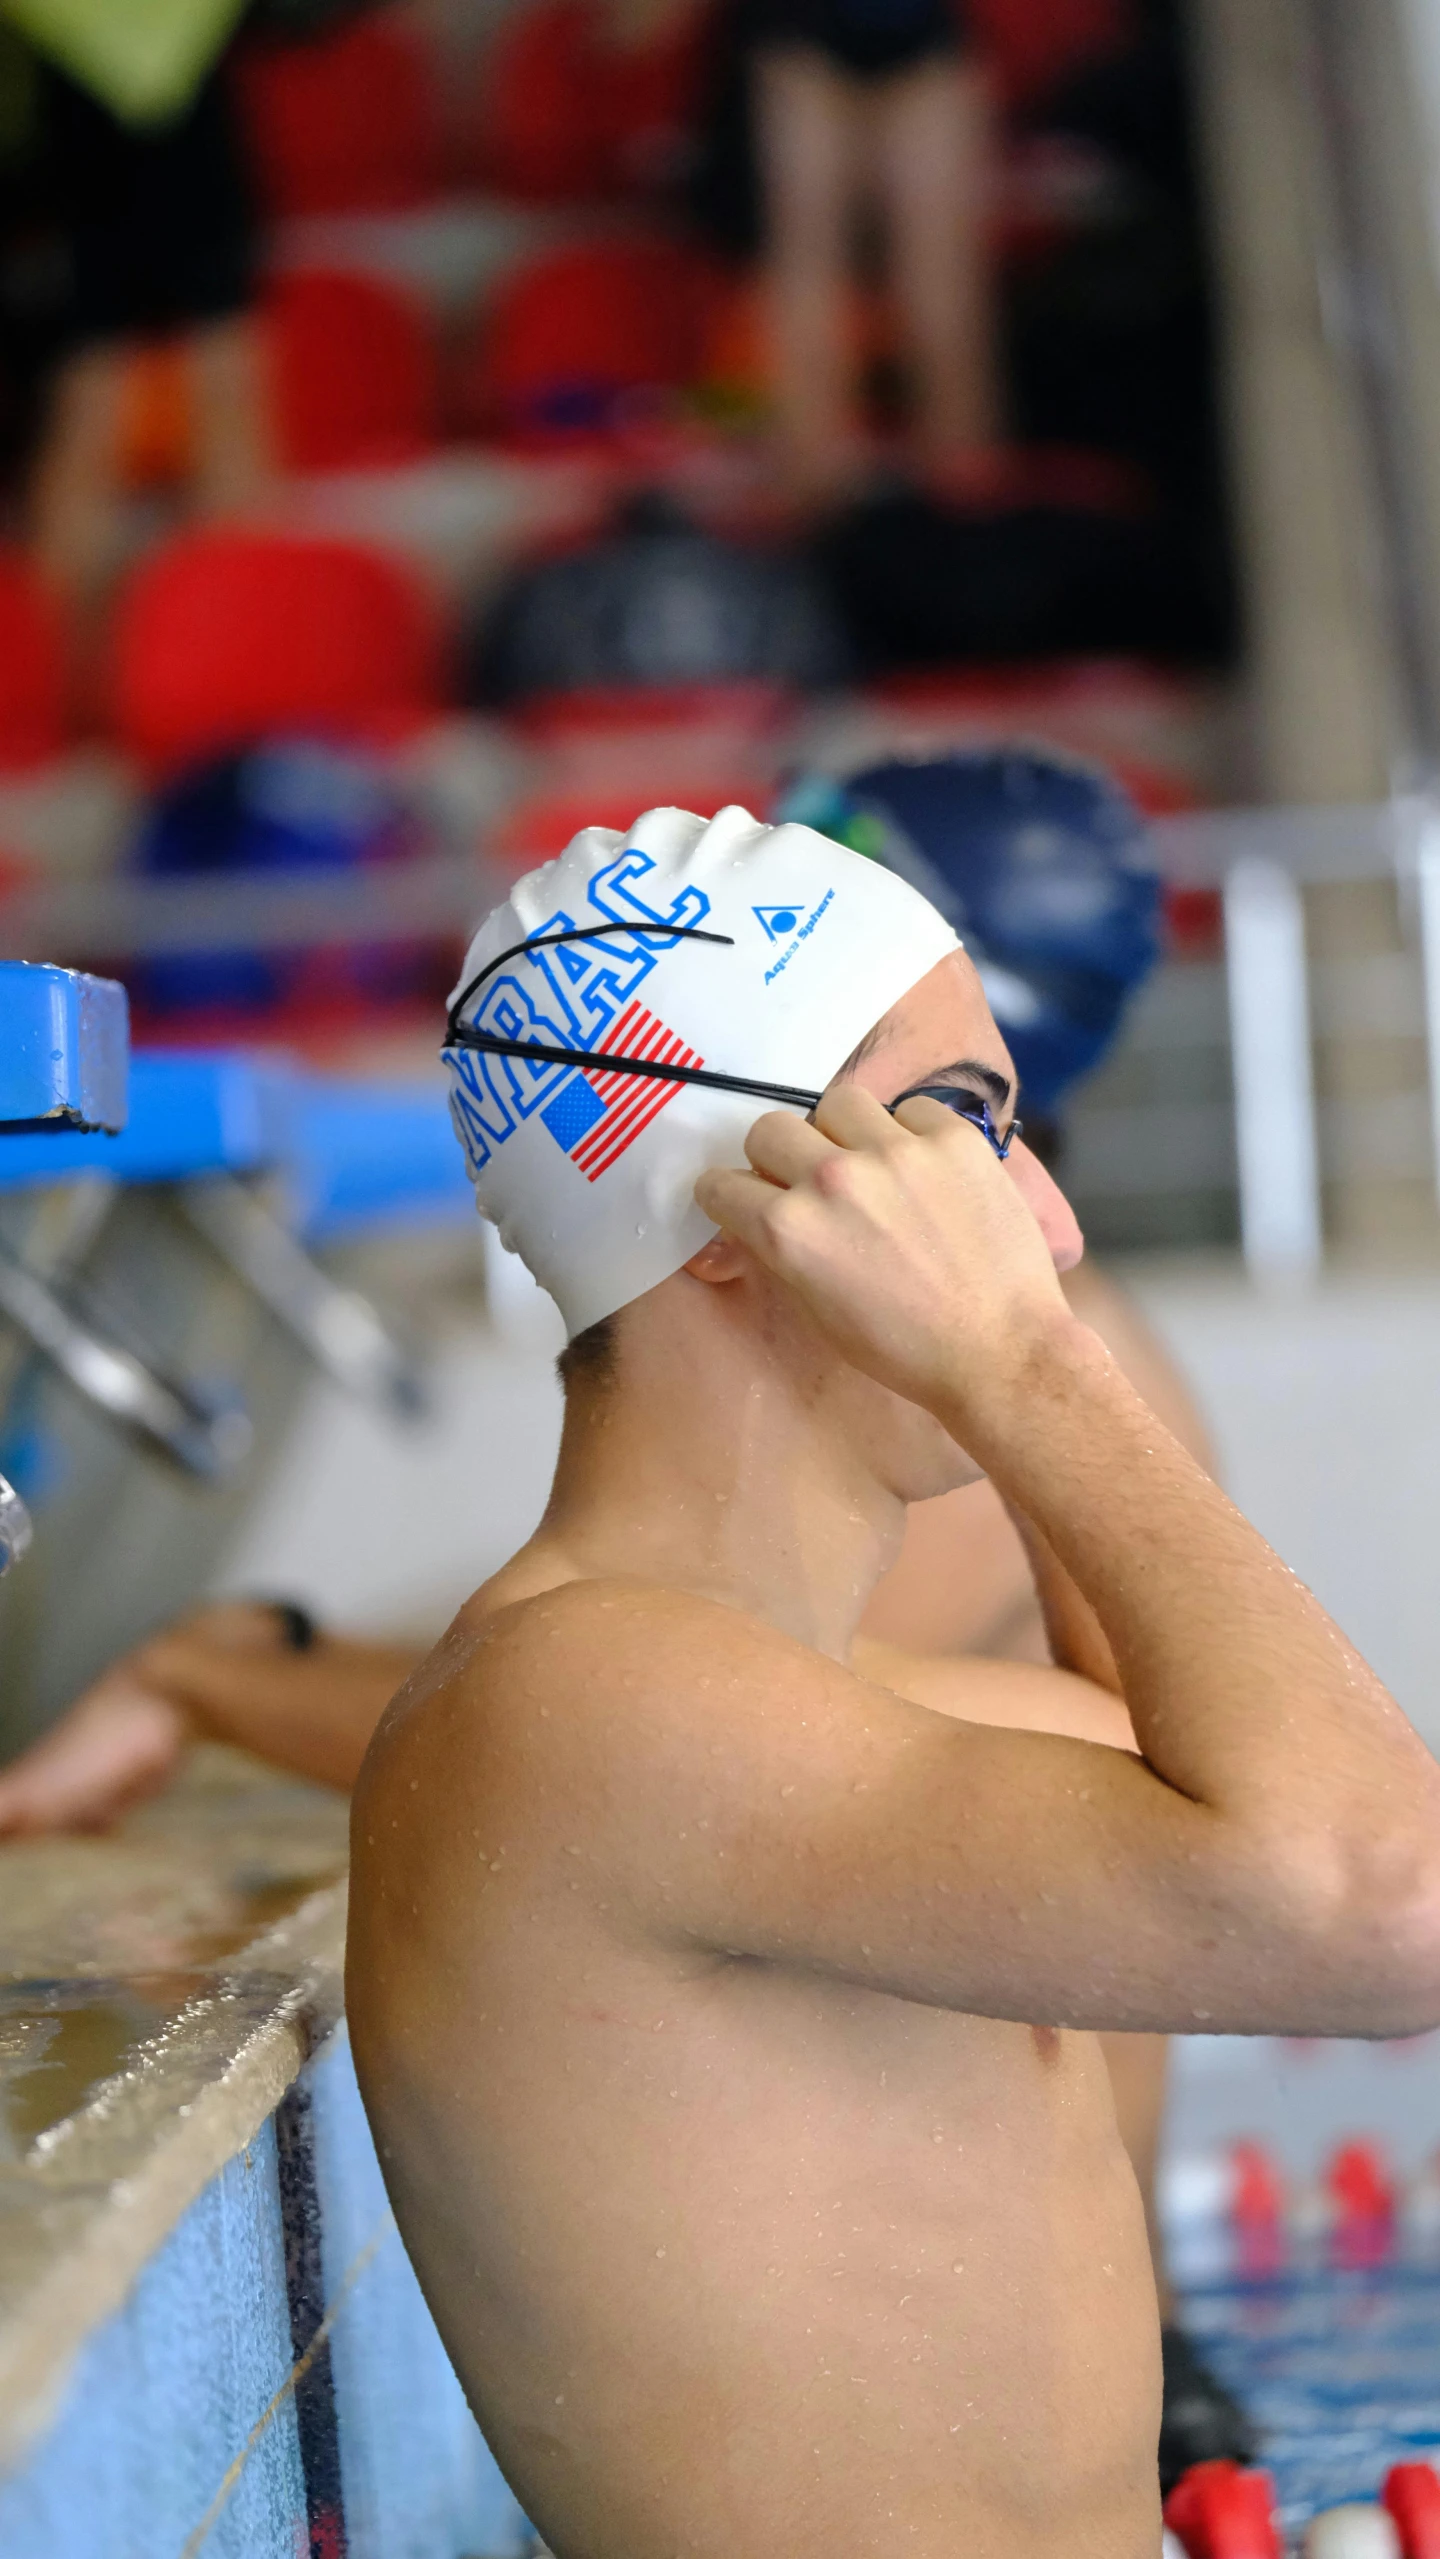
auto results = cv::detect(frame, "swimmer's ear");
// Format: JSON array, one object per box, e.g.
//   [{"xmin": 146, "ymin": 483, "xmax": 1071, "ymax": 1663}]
[{"xmin": 684, "ymin": 1235, "xmax": 747, "ymax": 1285}]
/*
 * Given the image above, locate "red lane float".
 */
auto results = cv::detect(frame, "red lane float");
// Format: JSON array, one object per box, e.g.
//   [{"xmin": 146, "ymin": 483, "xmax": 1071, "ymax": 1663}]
[
  {"xmin": 1384, "ymin": 2462, "xmax": 1440, "ymax": 2558},
  {"xmin": 1329, "ymin": 2143, "xmax": 1397, "ymax": 2268},
  {"xmin": 1231, "ymin": 2140, "xmax": 1287, "ymax": 2277},
  {"xmin": 1164, "ymin": 2459, "xmax": 1283, "ymax": 2558}
]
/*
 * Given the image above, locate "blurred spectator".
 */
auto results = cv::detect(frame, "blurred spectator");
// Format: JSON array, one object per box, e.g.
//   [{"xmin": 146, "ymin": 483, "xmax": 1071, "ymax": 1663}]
[
  {"xmin": 705, "ymin": 0, "xmax": 1002, "ymax": 495},
  {"xmin": 10, "ymin": 28, "xmax": 275, "ymax": 644},
  {"xmin": 470, "ymin": 490, "xmax": 847, "ymax": 704}
]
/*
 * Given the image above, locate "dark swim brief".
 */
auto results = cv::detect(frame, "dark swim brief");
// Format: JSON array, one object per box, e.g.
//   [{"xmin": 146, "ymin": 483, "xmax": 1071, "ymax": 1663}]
[{"xmin": 744, "ymin": 0, "xmax": 967, "ymax": 81}]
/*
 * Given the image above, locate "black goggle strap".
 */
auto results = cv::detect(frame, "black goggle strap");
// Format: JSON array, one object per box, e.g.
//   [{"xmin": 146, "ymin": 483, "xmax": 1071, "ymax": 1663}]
[
  {"xmin": 449, "ymin": 1025, "xmax": 825, "ymax": 1114},
  {"xmin": 444, "ymin": 923, "xmax": 1019, "ymax": 1157},
  {"xmin": 444, "ymin": 920, "xmax": 824, "ymax": 1113},
  {"xmin": 444, "ymin": 921, "xmax": 735, "ymax": 1047}
]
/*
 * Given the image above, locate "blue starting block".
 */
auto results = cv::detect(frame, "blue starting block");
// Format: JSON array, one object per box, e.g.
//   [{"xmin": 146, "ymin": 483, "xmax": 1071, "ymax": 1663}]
[
  {"xmin": 0, "ymin": 1049, "xmax": 471, "ymax": 1241},
  {"xmin": 0, "ymin": 1050, "xmax": 288, "ymax": 1190},
  {"xmin": 0, "ymin": 1036, "xmax": 472, "ymax": 1464},
  {"xmin": 0, "ymin": 963, "xmax": 129, "ymax": 1137}
]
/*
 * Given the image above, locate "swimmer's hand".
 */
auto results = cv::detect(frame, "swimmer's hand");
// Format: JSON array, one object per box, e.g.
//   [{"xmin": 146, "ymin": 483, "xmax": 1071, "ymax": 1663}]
[{"xmin": 693, "ymin": 1087, "xmax": 1072, "ymax": 1428}]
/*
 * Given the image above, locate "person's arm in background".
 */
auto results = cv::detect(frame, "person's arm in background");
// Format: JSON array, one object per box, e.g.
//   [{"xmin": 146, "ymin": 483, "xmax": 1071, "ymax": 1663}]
[
  {"xmin": 0, "ymin": 1601, "xmax": 416, "ymax": 1836},
  {"xmin": 862, "ymin": 1257, "xmax": 1215, "ymax": 1665},
  {"xmin": 858, "ymin": 1257, "xmax": 1217, "ymax": 2327}
]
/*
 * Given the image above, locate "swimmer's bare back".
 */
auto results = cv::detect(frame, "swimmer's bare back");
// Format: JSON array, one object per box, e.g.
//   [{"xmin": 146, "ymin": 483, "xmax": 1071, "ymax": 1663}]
[{"xmin": 348, "ymin": 1083, "xmax": 1440, "ymax": 2559}]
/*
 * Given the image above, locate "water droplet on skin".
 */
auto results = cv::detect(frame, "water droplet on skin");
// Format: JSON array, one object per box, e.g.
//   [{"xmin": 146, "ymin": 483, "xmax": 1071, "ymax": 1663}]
[
  {"xmin": 555, "ymin": 2392, "xmax": 565, "ymax": 2404},
  {"xmin": 655, "ymin": 2247, "xmax": 666, "ymax": 2259},
  {"xmin": 409, "ymin": 1778, "xmax": 419, "ymax": 1790},
  {"xmin": 780, "ymin": 1785, "xmax": 796, "ymax": 1797},
  {"xmin": 951, "ymin": 2262, "xmax": 964, "ymax": 2275}
]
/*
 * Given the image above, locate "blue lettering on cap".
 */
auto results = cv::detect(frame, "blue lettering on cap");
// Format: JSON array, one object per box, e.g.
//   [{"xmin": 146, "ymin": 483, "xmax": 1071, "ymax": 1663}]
[{"xmin": 754, "ymin": 904, "xmax": 801, "ymax": 942}]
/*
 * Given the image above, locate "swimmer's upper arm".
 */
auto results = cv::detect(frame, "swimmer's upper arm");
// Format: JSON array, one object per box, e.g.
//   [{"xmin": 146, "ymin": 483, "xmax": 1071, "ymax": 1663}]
[{"xmin": 513, "ymin": 1584, "xmax": 1345, "ymax": 2040}]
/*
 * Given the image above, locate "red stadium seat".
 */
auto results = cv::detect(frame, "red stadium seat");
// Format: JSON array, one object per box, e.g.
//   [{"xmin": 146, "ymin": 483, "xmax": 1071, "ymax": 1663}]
[
  {"xmin": 966, "ymin": 0, "xmax": 1135, "ymax": 109},
  {"xmin": 265, "ymin": 269, "xmax": 439, "ymax": 473},
  {"xmin": 466, "ymin": 0, "xmax": 713, "ymax": 200},
  {"xmin": 603, "ymin": 1, "xmax": 713, "ymax": 193},
  {"xmin": 233, "ymin": 14, "xmax": 440, "ymax": 218},
  {"xmin": 112, "ymin": 531, "xmax": 444, "ymax": 770},
  {"xmin": 0, "ymin": 548, "xmax": 68, "ymax": 770},
  {"xmin": 461, "ymin": 236, "xmax": 715, "ymax": 440},
  {"xmin": 470, "ymin": 0, "xmax": 607, "ymax": 199}
]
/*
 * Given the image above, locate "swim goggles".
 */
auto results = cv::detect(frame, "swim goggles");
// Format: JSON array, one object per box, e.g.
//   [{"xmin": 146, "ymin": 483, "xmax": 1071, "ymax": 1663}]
[{"xmin": 445, "ymin": 922, "xmax": 1020, "ymax": 1160}]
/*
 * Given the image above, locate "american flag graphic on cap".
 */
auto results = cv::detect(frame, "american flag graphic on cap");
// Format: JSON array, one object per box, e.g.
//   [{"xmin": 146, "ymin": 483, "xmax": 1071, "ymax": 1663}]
[{"xmin": 539, "ymin": 998, "xmax": 702, "ymax": 1181}]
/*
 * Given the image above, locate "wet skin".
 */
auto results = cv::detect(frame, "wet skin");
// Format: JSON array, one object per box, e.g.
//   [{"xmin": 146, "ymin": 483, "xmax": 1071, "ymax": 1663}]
[
  {"xmin": 347, "ymin": 953, "xmax": 1162, "ymax": 2559},
  {"xmin": 350, "ymin": 1668, "xmax": 1156, "ymax": 2559},
  {"xmin": 348, "ymin": 953, "xmax": 1440, "ymax": 2558}
]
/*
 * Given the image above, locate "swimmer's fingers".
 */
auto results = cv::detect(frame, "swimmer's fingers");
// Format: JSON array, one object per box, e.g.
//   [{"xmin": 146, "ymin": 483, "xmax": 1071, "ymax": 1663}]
[
  {"xmin": 888, "ymin": 1092, "xmax": 971, "ymax": 1142},
  {"xmin": 701, "ymin": 1088, "xmax": 987, "ymax": 1247},
  {"xmin": 741, "ymin": 1086, "xmax": 930, "ymax": 1189},
  {"xmin": 725, "ymin": 1085, "xmax": 925, "ymax": 1199},
  {"xmin": 810, "ymin": 1081, "xmax": 914, "ymax": 1151},
  {"xmin": 740, "ymin": 1107, "xmax": 839, "ymax": 1186}
]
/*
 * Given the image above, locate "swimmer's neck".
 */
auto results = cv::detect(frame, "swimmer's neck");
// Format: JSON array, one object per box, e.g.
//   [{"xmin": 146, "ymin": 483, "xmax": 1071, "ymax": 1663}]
[{"xmin": 524, "ymin": 1326, "xmax": 911, "ymax": 1664}]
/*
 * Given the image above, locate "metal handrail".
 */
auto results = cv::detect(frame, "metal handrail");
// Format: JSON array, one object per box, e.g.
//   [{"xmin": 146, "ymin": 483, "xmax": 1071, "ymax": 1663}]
[{"xmin": 0, "ymin": 1242, "xmax": 253, "ymax": 1480}]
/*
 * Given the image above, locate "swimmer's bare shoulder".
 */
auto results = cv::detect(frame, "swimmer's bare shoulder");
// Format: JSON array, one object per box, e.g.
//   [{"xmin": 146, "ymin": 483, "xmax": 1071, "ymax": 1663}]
[
  {"xmin": 355, "ymin": 1522, "xmax": 1440, "ymax": 2047},
  {"xmin": 352, "ymin": 1573, "xmax": 1082, "ymax": 1931},
  {"xmin": 354, "ymin": 1572, "xmax": 1175, "ymax": 2035}
]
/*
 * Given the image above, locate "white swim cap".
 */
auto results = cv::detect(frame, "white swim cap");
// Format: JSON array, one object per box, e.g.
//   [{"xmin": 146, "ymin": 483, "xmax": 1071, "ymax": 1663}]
[{"xmin": 444, "ymin": 803, "xmax": 960, "ymax": 1335}]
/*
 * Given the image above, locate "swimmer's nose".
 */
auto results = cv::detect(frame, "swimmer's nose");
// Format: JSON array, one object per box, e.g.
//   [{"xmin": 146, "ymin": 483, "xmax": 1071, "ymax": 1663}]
[{"xmin": 1005, "ymin": 1138, "xmax": 1084, "ymax": 1272}]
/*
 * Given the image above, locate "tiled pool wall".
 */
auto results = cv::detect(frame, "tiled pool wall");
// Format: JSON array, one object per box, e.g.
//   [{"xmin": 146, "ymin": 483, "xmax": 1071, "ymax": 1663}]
[
  {"xmin": 0, "ymin": 2026, "xmax": 532, "ymax": 2559},
  {"xmin": 7, "ymin": 2019, "xmax": 1440, "ymax": 2553}
]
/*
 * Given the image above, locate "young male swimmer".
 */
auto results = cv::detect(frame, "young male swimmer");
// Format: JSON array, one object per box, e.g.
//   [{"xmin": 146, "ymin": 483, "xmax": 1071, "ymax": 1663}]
[{"xmin": 346, "ymin": 799, "xmax": 1439, "ymax": 2559}]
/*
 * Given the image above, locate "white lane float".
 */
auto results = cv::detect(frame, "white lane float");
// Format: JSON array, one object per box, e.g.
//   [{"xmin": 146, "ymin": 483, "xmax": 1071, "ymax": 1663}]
[{"xmin": 1303, "ymin": 2506, "xmax": 1402, "ymax": 2557}]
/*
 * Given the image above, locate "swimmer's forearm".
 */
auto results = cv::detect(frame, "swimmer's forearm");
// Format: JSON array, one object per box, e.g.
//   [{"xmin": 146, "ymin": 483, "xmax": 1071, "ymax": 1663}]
[
  {"xmin": 935, "ymin": 1313, "xmax": 1440, "ymax": 1920},
  {"xmin": 143, "ymin": 1632, "xmax": 417, "ymax": 1791},
  {"xmin": 1006, "ymin": 1268, "xmax": 1211, "ymax": 1697}
]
